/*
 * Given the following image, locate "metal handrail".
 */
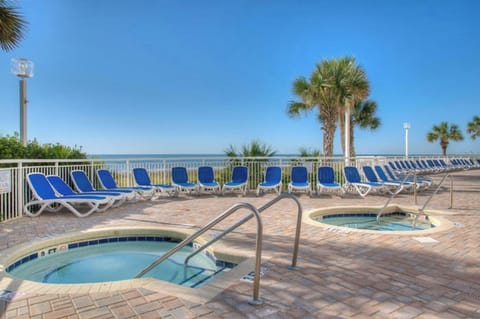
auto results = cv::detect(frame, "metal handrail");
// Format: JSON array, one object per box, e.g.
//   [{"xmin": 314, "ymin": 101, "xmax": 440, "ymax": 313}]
[
  {"xmin": 376, "ymin": 172, "xmax": 414, "ymax": 222},
  {"xmin": 413, "ymin": 173, "xmax": 453, "ymax": 228},
  {"xmin": 134, "ymin": 202, "xmax": 264, "ymax": 305},
  {"xmin": 184, "ymin": 193, "xmax": 303, "ymax": 270}
]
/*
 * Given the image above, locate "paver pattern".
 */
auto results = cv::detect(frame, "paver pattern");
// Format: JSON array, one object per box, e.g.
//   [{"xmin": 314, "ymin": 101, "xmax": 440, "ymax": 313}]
[{"xmin": 0, "ymin": 169, "xmax": 479, "ymax": 318}]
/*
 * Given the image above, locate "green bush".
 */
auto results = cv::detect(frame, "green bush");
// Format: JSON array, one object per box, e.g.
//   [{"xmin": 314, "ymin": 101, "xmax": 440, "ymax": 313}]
[{"xmin": 0, "ymin": 133, "xmax": 87, "ymax": 159}]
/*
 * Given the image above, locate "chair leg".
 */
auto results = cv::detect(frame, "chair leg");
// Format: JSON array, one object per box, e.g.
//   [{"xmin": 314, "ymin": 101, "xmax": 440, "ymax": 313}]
[{"xmin": 354, "ymin": 184, "xmax": 371, "ymax": 198}]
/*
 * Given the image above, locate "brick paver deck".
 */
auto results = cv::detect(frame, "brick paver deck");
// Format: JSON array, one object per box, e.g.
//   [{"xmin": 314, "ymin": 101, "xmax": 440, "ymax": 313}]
[{"xmin": 0, "ymin": 169, "xmax": 479, "ymax": 318}]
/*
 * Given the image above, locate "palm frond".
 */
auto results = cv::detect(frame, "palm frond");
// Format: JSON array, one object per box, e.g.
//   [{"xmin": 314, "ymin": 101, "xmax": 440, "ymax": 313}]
[
  {"xmin": 0, "ymin": 0, "xmax": 27, "ymax": 51},
  {"xmin": 287, "ymin": 101, "xmax": 312, "ymax": 118},
  {"xmin": 466, "ymin": 115, "xmax": 480, "ymax": 139}
]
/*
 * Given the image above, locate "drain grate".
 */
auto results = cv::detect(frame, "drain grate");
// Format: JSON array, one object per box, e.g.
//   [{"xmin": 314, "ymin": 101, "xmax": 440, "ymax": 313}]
[{"xmin": 240, "ymin": 264, "xmax": 270, "ymax": 283}]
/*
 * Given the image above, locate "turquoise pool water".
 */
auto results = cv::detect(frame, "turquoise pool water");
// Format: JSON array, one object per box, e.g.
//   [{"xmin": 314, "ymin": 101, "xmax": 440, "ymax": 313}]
[
  {"xmin": 317, "ymin": 212, "xmax": 433, "ymax": 231},
  {"xmin": 8, "ymin": 240, "xmax": 233, "ymax": 288}
]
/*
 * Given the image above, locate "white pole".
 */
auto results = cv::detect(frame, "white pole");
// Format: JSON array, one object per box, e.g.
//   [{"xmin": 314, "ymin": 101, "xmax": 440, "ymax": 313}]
[
  {"xmin": 11, "ymin": 58, "xmax": 33, "ymax": 146},
  {"xmin": 404, "ymin": 122, "xmax": 410, "ymax": 159},
  {"xmin": 345, "ymin": 104, "xmax": 351, "ymax": 165},
  {"xmin": 405, "ymin": 128, "xmax": 409, "ymax": 158},
  {"xmin": 20, "ymin": 78, "xmax": 27, "ymax": 146}
]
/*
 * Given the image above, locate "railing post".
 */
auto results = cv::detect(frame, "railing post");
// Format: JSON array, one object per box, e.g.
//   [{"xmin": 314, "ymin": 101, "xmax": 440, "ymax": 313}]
[
  {"xmin": 17, "ymin": 162, "xmax": 24, "ymax": 218},
  {"xmin": 125, "ymin": 160, "xmax": 130, "ymax": 186},
  {"xmin": 163, "ymin": 159, "xmax": 167, "ymax": 185},
  {"xmin": 54, "ymin": 161, "xmax": 59, "ymax": 176},
  {"xmin": 90, "ymin": 159, "xmax": 95, "ymax": 180}
]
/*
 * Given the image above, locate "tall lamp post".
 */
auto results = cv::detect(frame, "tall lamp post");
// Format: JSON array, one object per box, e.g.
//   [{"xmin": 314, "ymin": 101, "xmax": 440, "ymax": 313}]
[
  {"xmin": 11, "ymin": 58, "xmax": 34, "ymax": 146},
  {"xmin": 403, "ymin": 122, "xmax": 410, "ymax": 159}
]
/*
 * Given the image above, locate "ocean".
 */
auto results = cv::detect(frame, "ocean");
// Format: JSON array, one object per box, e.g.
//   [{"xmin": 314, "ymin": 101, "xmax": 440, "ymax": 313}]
[
  {"xmin": 88, "ymin": 153, "xmax": 404, "ymax": 160},
  {"xmin": 88, "ymin": 154, "xmax": 226, "ymax": 159}
]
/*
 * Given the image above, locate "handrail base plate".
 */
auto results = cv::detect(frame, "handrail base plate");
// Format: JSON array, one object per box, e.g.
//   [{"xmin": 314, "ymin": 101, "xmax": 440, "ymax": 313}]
[{"xmin": 248, "ymin": 298, "xmax": 264, "ymax": 305}]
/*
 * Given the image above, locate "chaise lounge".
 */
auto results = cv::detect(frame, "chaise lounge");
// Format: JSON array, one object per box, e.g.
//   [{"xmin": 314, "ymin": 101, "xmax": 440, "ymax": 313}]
[{"xmin": 25, "ymin": 172, "xmax": 111, "ymax": 218}]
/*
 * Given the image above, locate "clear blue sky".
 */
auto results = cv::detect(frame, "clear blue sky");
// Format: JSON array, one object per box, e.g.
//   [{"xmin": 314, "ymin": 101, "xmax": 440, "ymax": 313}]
[{"xmin": 0, "ymin": 0, "xmax": 479, "ymax": 155}]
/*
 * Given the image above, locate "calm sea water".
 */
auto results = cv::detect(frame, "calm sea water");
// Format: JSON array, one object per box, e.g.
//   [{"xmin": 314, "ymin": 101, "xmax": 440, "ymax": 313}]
[
  {"xmin": 87, "ymin": 153, "xmax": 405, "ymax": 172},
  {"xmin": 88, "ymin": 154, "xmax": 226, "ymax": 159},
  {"xmin": 88, "ymin": 153, "xmax": 403, "ymax": 160}
]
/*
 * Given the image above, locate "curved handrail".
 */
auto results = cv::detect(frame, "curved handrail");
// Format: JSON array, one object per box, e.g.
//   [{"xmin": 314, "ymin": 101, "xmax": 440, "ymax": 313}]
[
  {"xmin": 184, "ymin": 193, "xmax": 303, "ymax": 270},
  {"xmin": 134, "ymin": 202, "xmax": 264, "ymax": 305},
  {"xmin": 413, "ymin": 173, "xmax": 453, "ymax": 228},
  {"xmin": 376, "ymin": 172, "xmax": 414, "ymax": 222}
]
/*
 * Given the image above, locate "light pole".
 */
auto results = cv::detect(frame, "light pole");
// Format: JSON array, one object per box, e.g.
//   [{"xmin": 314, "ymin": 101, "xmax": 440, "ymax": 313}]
[
  {"xmin": 403, "ymin": 122, "xmax": 410, "ymax": 159},
  {"xmin": 11, "ymin": 58, "xmax": 34, "ymax": 146}
]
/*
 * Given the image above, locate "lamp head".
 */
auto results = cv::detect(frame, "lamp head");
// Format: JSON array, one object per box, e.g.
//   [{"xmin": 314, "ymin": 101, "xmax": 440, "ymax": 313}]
[{"xmin": 11, "ymin": 58, "xmax": 34, "ymax": 78}]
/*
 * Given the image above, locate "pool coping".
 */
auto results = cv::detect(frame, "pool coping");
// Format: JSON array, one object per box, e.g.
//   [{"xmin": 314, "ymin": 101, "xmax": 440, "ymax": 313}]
[
  {"xmin": 0, "ymin": 226, "xmax": 257, "ymax": 304},
  {"xmin": 303, "ymin": 204, "xmax": 455, "ymax": 235}
]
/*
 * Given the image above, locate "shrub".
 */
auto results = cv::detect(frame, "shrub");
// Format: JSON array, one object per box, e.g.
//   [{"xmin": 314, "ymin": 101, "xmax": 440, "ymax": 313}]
[{"xmin": 0, "ymin": 133, "xmax": 87, "ymax": 160}]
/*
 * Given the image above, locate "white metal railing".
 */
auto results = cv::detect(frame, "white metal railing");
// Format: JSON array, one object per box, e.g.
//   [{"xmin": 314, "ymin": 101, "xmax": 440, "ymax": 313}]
[{"xmin": 0, "ymin": 155, "xmax": 477, "ymax": 223}]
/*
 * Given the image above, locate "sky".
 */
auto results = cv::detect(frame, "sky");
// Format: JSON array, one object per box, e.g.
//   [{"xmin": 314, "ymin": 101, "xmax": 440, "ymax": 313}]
[{"xmin": 0, "ymin": 0, "xmax": 479, "ymax": 156}]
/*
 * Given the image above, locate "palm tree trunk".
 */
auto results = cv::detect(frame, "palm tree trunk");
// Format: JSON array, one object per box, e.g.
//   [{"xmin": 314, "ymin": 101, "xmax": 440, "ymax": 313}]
[
  {"xmin": 322, "ymin": 121, "xmax": 336, "ymax": 157},
  {"xmin": 441, "ymin": 140, "xmax": 449, "ymax": 156}
]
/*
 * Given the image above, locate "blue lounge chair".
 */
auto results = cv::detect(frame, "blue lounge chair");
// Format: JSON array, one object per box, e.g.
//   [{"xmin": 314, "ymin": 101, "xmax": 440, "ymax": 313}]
[
  {"xmin": 343, "ymin": 166, "xmax": 386, "ymax": 198},
  {"xmin": 362, "ymin": 166, "xmax": 395, "ymax": 195},
  {"xmin": 256, "ymin": 166, "xmax": 282, "ymax": 196},
  {"xmin": 426, "ymin": 160, "xmax": 442, "ymax": 173},
  {"xmin": 71, "ymin": 170, "xmax": 135, "ymax": 201},
  {"xmin": 463, "ymin": 159, "xmax": 475, "ymax": 169},
  {"xmin": 408, "ymin": 160, "xmax": 425, "ymax": 174},
  {"xmin": 384, "ymin": 165, "xmax": 431, "ymax": 189},
  {"xmin": 439, "ymin": 159, "xmax": 454, "ymax": 171},
  {"xmin": 47, "ymin": 175, "xmax": 121, "ymax": 208},
  {"xmin": 403, "ymin": 160, "xmax": 414, "ymax": 171},
  {"xmin": 415, "ymin": 160, "xmax": 433, "ymax": 174},
  {"xmin": 96, "ymin": 169, "xmax": 155, "ymax": 200},
  {"xmin": 421, "ymin": 160, "xmax": 433, "ymax": 172},
  {"xmin": 432, "ymin": 160, "xmax": 446, "ymax": 172},
  {"xmin": 25, "ymin": 173, "xmax": 111, "ymax": 217},
  {"xmin": 316, "ymin": 166, "xmax": 344, "ymax": 196},
  {"xmin": 222, "ymin": 166, "xmax": 248, "ymax": 196},
  {"xmin": 171, "ymin": 167, "xmax": 198, "ymax": 194},
  {"xmin": 373, "ymin": 166, "xmax": 415, "ymax": 193},
  {"xmin": 288, "ymin": 166, "xmax": 311, "ymax": 195},
  {"xmin": 132, "ymin": 167, "xmax": 176, "ymax": 196},
  {"xmin": 197, "ymin": 166, "xmax": 220, "ymax": 194}
]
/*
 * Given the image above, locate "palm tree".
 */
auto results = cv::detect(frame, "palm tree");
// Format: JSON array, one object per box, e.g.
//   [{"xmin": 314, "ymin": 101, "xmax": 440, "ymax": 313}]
[
  {"xmin": 332, "ymin": 57, "xmax": 370, "ymax": 157},
  {"xmin": 287, "ymin": 60, "xmax": 342, "ymax": 157},
  {"xmin": 287, "ymin": 57, "xmax": 371, "ymax": 158},
  {"xmin": 288, "ymin": 59, "xmax": 352, "ymax": 157},
  {"xmin": 0, "ymin": 0, "xmax": 27, "ymax": 51},
  {"xmin": 224, "ymin": 140, "xmax": 276, "ymax": 157},
  {"xmin": 298, "ymin": 147, "xmax": 321, "ymax": 157},
  {"xmin": 224, "ymin": 140, "xmax": 276, "ymax": 189},
  {"xmin": 426, "ymin": 122, "xmax": 464, "ymax": 155},
  {"xmin": 466, "ymin": 115, "xmax": 480, "ymax": 140},
  {"xmin": 350, "ymin": 99, "xmax": 381, "ymax": 157}
]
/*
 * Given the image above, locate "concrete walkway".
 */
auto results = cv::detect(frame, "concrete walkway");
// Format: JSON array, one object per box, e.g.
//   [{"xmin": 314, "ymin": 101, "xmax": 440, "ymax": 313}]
[{"xmin": 0, "ymin": 169, "xmax": 479, "ymax": 318}]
